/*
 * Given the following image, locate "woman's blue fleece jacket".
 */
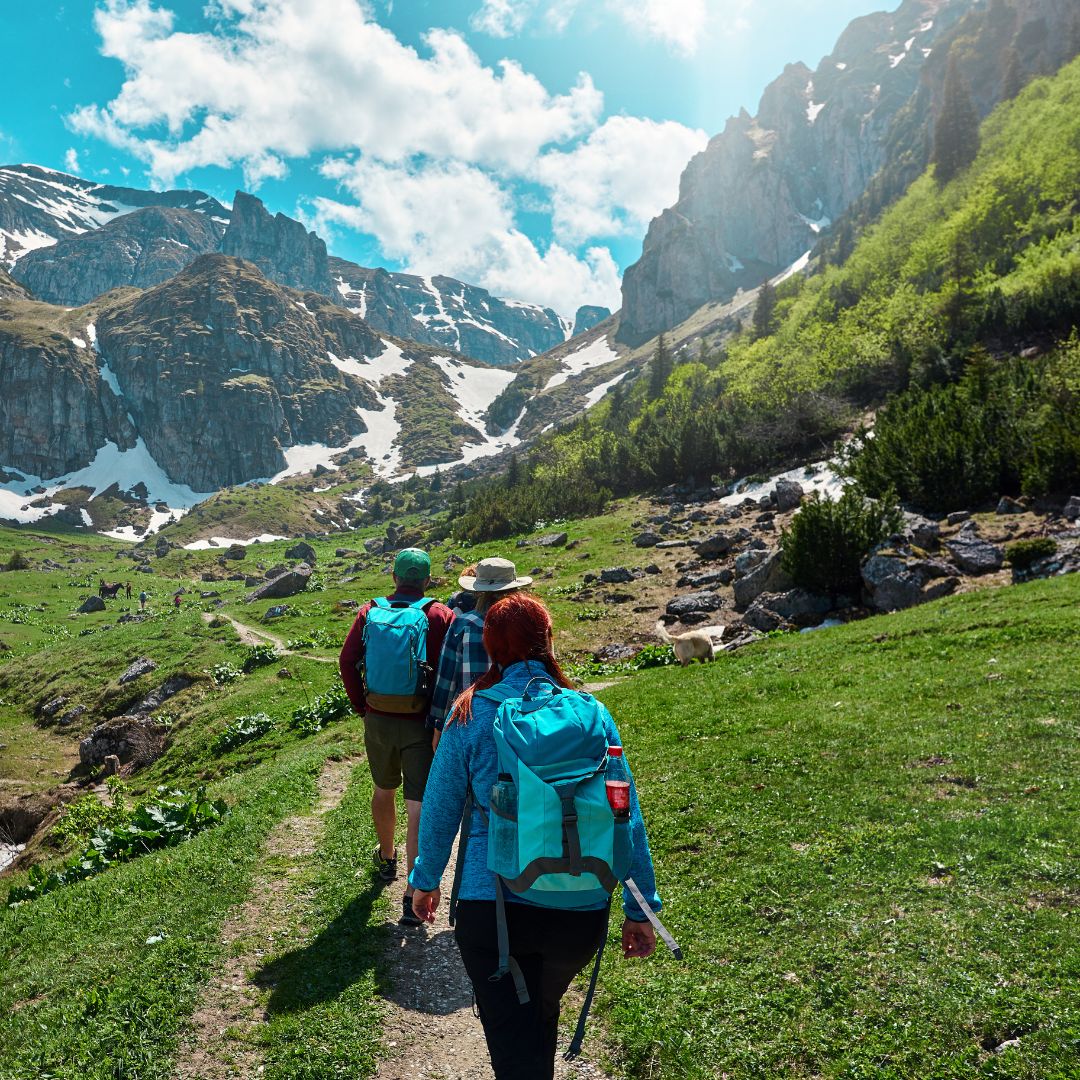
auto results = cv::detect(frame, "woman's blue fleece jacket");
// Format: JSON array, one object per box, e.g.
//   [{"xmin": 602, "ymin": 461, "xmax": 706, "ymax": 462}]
[{"xmin": 409, "ymin": 659, "xmax": 663, "ymax": 921}]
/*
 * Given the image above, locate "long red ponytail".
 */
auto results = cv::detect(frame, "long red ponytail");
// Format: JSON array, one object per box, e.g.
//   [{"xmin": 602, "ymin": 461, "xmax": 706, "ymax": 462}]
[{"xmin": 448, "ymin": 592, "xmax": 573, "ymax": 724}]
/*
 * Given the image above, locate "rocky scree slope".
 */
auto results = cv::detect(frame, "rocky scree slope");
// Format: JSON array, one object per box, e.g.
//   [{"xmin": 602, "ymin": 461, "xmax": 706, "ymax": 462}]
[{"xmin": 617, "ymin": 0, "xmax": 1078, "ymax": 345}]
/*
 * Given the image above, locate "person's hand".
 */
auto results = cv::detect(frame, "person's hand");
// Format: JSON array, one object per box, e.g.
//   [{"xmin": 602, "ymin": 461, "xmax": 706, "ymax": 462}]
[
  {"xmin": 622, "ymin": 917, "xmax": 656, "ymax": 958},
  {"xmin": 412, "ymin": 888, "xmax": 441, "ymax": 924}
]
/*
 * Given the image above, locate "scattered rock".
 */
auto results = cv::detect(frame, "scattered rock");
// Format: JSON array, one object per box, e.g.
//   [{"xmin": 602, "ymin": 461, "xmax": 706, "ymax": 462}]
[
  {"xmin": 119, "ymin": 657, "xmax": 157, "ymax": 684},
  {"xmin": 595, "ymin": 644, "xmax": 638, "ymax": 663},
  {"xmin": 695, "ymin": 533, "xmax": 736, "ymax": 559},
  {"xmin": 286, "ymin": 541, "xmax": 317, "ymax": 563},
  {"xmin": 77, "ymin": 595, "xmax": 106, "ymax": 614},
  {"xmin": 600, "ymin": 567, "xmax": 635, "ymax": 584},
  {"xmin": 644, "ymin": 564, "xmax": 661, "ymax": 575},
  {"xmin": 946, "ymin": 510, "xmax": 971, "ymax": 526},
  {"xmin": 1063, "ymin": 496, "xmax": 1080, "ymax": 521},
  {"xmin": 223, "ymin": 543, "xmax": 247, "ymax": 561},
  {"xmin": 677, "ymin": 569, "xmax": 733, "ymax": 589},
  {"xmin": 58, "ymin": 706, "xmax": 87, "ymax": 727},
  {"xmin": 1013, "ymin": 539, "xmax": 1080, "ymax": 583},
  {"xmin": 200, "ymin": 590, "xmax": 221, "ymax": 599},
  {"xmin": 247, "ymin": 566, "xmax": 312, "ymax": 601},
  {"xmin": 666, "ymin": 591, "xmax": 723, "ymax": 618},
  {"xmin": 656, "ymin": 539, "xmax": 690, "ymax": 549},
  {"xmin": 632, "ymin": 531, "xmax": 662, "ymax": 548},
  {"xmin": 532, "ymin": 532, "xmax": 568, "ymax": 548},
  {"xmin": 944, "ymin": 535, "xmax": 1005, "ymax": 575},
  {"xmin": 443, "ymin": 553, "xmax": 466, "ymax": 571},
  {"xmin": 772, "ymin": 478, "xmax": 804, "ymax": 512},
  {"xmin": 37, "ymin": 696, "xmax": 69, "ymax": 720},
  {"xmin": 756, "ymin": 588, "xmax": 833, "ymax": 628},
  {"xmin": 995, "ymin": 496, "xmax": 1025, "ymax": 515},
  {"xmin": 733, "ymin": 550, "xmax": 793, "ymax": 611},
  {"xmin": 364, "ymin": 537, "xmax": 383, "ymax": 554},
  {"xmin": 903, "ymin": 513, "xmax": 941, "ymax": 550},
  {"xmin": 862, "ymin": 543, "xmax": 961, "ymax": 612}
]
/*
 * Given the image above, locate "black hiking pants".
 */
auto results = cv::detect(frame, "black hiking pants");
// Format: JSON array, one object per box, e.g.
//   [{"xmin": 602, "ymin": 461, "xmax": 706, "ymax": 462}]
[{"xmin": 454, "ymin": 900, "xmax": 608, "ymax": 1080}]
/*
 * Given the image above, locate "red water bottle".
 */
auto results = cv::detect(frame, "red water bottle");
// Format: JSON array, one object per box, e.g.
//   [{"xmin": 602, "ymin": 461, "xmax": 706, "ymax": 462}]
[{"xmin": 606, "ymin": 746, "xmax": 631, "ymax": 820}]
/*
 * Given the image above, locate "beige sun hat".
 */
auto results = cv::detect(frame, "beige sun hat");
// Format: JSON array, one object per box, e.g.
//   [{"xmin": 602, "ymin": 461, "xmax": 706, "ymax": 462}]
[{"xmin": 458, "ymin": 557, "xmax": 533, "ymax": 592}]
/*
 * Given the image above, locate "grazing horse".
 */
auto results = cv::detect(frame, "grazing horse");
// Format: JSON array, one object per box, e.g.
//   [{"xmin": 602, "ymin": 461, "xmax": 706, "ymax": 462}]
[{"xmin": 98, "ymin": 580, "xmax": 124, "ymax": 599}]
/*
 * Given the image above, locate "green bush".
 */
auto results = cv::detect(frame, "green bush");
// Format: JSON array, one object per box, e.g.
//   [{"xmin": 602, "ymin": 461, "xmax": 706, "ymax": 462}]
[
  {"xmin": 212, "ymin": 712, "xmax": 276, "ymax": 754},
  {"xmin": 781, "ymin": 486, "xmax": 904, "ymax": 601},
  {"xmin": 241, "ymin": 642, "xmax": 278, "ymax": 672},
  {"xmin": 9, "ymin": 788, "xmax": 227, "ymax": 905},
  {"xmin": 290, "ymin": 682, "xmax": 351, "ymax": 736},
  {"xmin": 1005, "ymin": 537, "xmax": 1058, "ymax": 570},
  {"xmin": 2, "ymin": 550, "xmax": 29, "ymax": 572},
  {"xmin": 51, "ymin": 780, "xmax": 129, "ymax": 849}
]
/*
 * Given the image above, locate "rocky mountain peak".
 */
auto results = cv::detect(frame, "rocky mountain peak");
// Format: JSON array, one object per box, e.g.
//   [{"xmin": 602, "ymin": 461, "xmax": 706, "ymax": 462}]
[
  {"xmin": 572, "ymin": 305, "xmax": 612, "ymax": 337},
  {"xmin": 221, "ymin": 191, "xmax": 335, "ymax": 297},
  {"xmin": 12, "ymin": 206, "xmax": 224, "ymax": 307}
]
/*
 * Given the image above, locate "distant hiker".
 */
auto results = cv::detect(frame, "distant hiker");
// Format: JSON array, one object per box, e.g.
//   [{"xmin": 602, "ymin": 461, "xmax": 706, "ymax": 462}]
[
  {"xmin": 428, "ymin": 558, "xmax": 531, "ymax": 750},
  {"xmin": 125, "ymin": 582, "xmax": 132, "ymax": 600},
  {"xmin": 138, "ymin": 590, "xmax": 148, "ymax": 611},
  {"xmin": 339, "ymin": 547, "xmax": 454, "ymax": 926},
  {"xmin": 410, "ymin": 594, "xmax": 664, "ymax": 1080},
  {"xmin": 173, "ymin": 592, "xmax": 182, "ymax": 610}
]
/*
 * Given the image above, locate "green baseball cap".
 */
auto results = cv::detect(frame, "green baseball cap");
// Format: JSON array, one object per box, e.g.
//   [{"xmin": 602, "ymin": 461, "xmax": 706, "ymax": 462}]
[{"xmin": 393, "ymin": 547, "xmax": 431, "ymax": 584}]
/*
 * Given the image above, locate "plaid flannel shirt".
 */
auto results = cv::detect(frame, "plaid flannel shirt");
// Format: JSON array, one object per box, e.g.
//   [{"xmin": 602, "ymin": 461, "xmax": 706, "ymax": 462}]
[{"xmin": 427, "ymin": 609, "xmax": 489, "ymax": 730}]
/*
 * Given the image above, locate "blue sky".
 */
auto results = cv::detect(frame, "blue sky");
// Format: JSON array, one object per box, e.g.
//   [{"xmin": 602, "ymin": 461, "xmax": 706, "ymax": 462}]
[{"xmin": 1, "ymin": 0, "xmax": 883, "ymax": 314}]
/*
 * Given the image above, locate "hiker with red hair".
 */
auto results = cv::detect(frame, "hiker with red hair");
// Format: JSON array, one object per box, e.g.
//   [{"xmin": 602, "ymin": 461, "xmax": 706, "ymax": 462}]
[{"xmin": 409, "ymin": 593, "xmax": 662, "ymax": 1080}]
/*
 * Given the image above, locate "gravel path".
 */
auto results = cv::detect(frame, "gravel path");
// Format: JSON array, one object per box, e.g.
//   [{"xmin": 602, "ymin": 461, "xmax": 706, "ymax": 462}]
[{"xmin": 201, "ymin": 611, "xmax": 337, "ymax": 664}]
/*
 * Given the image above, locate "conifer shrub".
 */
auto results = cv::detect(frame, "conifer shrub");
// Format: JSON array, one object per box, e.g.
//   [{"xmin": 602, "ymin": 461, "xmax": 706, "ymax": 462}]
[
  {"xmin": 780, "ymin": 486, "xmax": 903, "ymax": 601},
  {"xmin": 1004, "ymin": 537, "xmax": 1057, "ymax": 571}
]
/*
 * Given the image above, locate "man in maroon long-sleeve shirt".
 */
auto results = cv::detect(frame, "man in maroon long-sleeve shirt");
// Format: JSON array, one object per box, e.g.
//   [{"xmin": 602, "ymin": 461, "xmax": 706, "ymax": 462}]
[{"xmin": 339, "ymin": 548, "xmax": 454, "ymax": 925}]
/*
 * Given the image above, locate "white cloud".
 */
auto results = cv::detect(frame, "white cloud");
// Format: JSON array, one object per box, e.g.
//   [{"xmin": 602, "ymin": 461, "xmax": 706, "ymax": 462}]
[
  {"xmin": 535, "ymin": 115, "xmax": 708, "ymax": 244},
  {"xmin": 313, "ymin": 159, "xmax": 622, "ymax": 313},
  {"xmin": 473, "ymin": 0, "xmax": 710, "ymax": 55},
  {"xmin": 70, "ymin": 0, "xmax": 601, "ymax": 186},
  {"xmin": 64, "ymin": 147, "xmax": 82, "ymax": 174},
  {"xmin": 470, "ymin": 0, "xmax": 534, "ymax": 37}
]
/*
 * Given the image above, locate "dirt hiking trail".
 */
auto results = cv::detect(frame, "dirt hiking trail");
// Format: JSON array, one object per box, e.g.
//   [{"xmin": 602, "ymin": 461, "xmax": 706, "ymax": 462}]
[
  {"xmin": 201, "ymin": 612, "xmax": 337, "ymax": 664},
  {"xmin": 374, "ymin": 837, "xmax": 616, "ymax": 1080},
  {"xmin": 172, "ymin": 755, "xmax": 358, "ymax": 1080}
]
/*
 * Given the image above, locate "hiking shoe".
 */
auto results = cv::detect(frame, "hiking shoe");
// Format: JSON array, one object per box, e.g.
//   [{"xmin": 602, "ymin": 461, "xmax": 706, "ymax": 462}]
[
  {"xmin": 400, "ymin": 894, "xmax": 423, "ymax": 927},
  {"xmin": 372, "ymin": 846, "xmax": 397, "ymax": 882}
]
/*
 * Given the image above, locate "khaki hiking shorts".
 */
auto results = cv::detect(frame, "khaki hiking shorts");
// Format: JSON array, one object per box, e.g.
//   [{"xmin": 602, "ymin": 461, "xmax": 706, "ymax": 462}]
[{"xmin": 363, "ymin": 712, "xmax": 434, "ymax": 801}]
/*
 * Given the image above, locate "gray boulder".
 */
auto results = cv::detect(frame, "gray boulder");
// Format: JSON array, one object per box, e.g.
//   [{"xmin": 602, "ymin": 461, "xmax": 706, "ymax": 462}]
[
  {"xmin": 695, "ymin": 533, "xmax": 736, "ymax": 559},
  {"xmin": 666, "ymin": 591, "xmax": 723, "ymax": 618},
  {"xmin": 759, "ymin": 588, "xmax": 833, "ymax": 627},
  {"xmin": 119, "ymin": 657, "xmax": 157, "ymax": 685},
  {"xmin": 733, "ymin": 550, "xmax": 793, "ymax": 611},
  {"xmin": 286, "ymin": 541, "xmax": 317, "ymax": 563},
  {"xmin": 995, "ymin": 496, "xmax": 1025, "ymax": 515},
  {"xmin": 862, "ymin": 544, "xmax": 960, "ymax": 612},
  {"xmin": 532, "ymin": 532, "xmax": 568, "ymax": 548},
  {"xmin": 1012, "ymin": 540, "xmax": 1080, "ymax": 583},
  {"xmin": 246, "ymin": 566, "xmax": 312, "ymax": 602},
  {"xmin": 632, "ymin": 531, "xmax": 662, "ymax": 548},
  {"xmin": 1063, "ymin": 496, "xmax": 1080, "ymax": 521},
  {"xmin": 944, "ymin": 535, "xmax": 1005, "ymax": 575},
  {"xmin": 364, "ymin": 537, "xmax": 384, "ymax": 554},
  {"xmin": 600, "ymin": 567, "xmax": 635, "ymax": 585},
  {"xmin": 772, "ymin": 479, "xmax": 804, "ymax": 512},
  {"xmin": 223, "ymin": 543, "xmax": 247, "ymax": 561},
  {"xmin": 903, "ymin": 513, "xmax": 941, "ymax": 550},
  {"xmin": 946, "ymin": 510, "xmax": 971, "ymax": 525},
  {"xmin": 77, "ymin": 595, "xmax": 106, "ymax": 614}
]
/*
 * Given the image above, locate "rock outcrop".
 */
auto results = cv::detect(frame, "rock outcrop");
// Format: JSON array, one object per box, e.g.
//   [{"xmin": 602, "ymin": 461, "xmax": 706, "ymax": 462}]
[
  {"xmin": 572, "ymin": 305, "xmax": 611, "ymax": 338},
  {"xmin": 12, "ymin": 207, "xmax": 224, "ymax": 306},
  {"xmin": 222, "ymin": 191, "xmax": 335, "ymax": 296},
  {"xmin": 617, "ymin": 0, "xmax": 1078, "ymax": 345}
]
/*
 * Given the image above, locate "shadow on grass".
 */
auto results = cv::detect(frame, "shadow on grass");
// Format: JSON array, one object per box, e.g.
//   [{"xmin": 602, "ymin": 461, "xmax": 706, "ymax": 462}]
[{"xmin": 255, "ymin": 880, "xmax": 392, "ymax": 1014}]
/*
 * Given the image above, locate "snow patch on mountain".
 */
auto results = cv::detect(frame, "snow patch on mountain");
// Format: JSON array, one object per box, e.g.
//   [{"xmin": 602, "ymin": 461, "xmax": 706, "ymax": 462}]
[
  {"xmin": 583, "ymin": 371, "xmax": 629, "ymax": 408},
  {"xmin": 544, "ymin": 336, "xmax": 620, "ymax": 391},
  {"xmin": 430, "ymin": 355, "xmax": 517, "ymax": 433}
]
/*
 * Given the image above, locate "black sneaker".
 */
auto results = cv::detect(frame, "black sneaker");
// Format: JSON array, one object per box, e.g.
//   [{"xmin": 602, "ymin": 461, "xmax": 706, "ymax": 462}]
[
  {"xmin": 400, "ymin": 894, "xmax": 423, "ymax": 926},
  {"xmin": 372, "ymin": 846, "xmax": 397, "ymax": 882}
]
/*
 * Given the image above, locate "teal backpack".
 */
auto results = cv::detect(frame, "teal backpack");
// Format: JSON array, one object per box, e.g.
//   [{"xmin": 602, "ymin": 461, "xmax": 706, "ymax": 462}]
[
  {"xmin": 449, "ymin": 676, "xmax": 633, "ymax": 1060},
  {"xmin": 359, "ymin": 597, "xmax": 435, "ymax": 714}
]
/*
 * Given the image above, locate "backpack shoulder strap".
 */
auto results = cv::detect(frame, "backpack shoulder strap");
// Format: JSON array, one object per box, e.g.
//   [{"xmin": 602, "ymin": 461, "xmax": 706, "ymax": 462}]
[
  {"xmin": 411, "ymin": 597, "xmax": 436, "ymax": 611},
  {"xmin": 476, "ymin": 683, "xmax": 518, "ymax": 705},
  {"xmin": 371, "ymin": 597, "xmax": 390, "ymax": 610}
]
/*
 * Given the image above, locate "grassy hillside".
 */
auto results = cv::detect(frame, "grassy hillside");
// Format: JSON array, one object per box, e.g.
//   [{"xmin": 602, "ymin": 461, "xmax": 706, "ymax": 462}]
[
  {"xmin": 0, "ymin": 516, "xmax": 1077, "ymax": 1077},
  {"xmin": 449, "ymin": 56, "xmax": 1080, "ymax": 541}
]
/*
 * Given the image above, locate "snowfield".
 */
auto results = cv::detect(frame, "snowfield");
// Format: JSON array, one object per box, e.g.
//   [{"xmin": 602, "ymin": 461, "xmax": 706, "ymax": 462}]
[{"xmin": 544, "ymin": 336, "xmax": 620, "ymax": 391}]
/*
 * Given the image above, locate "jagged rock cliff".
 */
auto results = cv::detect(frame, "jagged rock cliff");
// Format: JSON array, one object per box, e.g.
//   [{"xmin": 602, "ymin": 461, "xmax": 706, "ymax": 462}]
[
  {"xmin": 221, "ymin": 191, "xmax": 335, "ymax": 297},
  {"xmin": 572, "ymin": 305, "xmax": 611, "ymax": 337},
  {"xmin": 12, "ymin": 207, "xmax": 224, "ymax": 307},
  {"xmin": 330, "ymin": 259, "xmax": 570, "ymax": 366},
  {"xmin": 618, "ymin": 0, "xmax": 962, "ymax": 345},
  {"xmin": 0, "ymin": 164, "xmax": 227, "ymax": 265}
]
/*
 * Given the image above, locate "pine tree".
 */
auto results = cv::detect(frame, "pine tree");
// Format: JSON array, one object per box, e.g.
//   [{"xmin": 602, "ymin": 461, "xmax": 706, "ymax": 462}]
[
  {"xmin": 752, "ymin": 279, "xmax": 777, "ymax": 340},
  {"xmin": 648, "ymin": 334, "xmax": 673, "ymax": 399},
  {"xmin": 606, "ymin": 380, "xmax": 627, "ymax": 429},
  {"xmin": 430, "ymin": 467, "xmax": 442, "ymax": 493},
  {"xmin": 1002, "ymin": 46, "xmax": 1024, "ymax": 100},
  {"xmin": 933, "ymin": 54, "xmax": 981, "ymax": 184},
  {"xmin": 505, "ymin": 453, "xmax": 521, "ymax": 488}
]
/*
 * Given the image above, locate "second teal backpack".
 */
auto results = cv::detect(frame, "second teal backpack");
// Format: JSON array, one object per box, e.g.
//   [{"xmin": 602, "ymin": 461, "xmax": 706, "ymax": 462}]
[{"xmin": 359, "ymin": 596, "xmax": 435, "ymax": 713}]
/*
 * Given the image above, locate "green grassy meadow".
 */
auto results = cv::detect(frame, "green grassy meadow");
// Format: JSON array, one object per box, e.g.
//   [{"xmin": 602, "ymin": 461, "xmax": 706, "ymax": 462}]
[{"xmin": 0, "ymin": 521, "xmax": 1077, "ymax": 1078}]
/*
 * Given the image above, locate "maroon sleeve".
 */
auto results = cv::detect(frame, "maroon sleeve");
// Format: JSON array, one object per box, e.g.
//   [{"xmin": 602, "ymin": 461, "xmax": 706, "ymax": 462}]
[
  {"xmin": 339, "ymin": 601, "xmax": 372, "ymax": 714},
  {"xmin": 425, "ymin": 602, "xmax": 455, "ymax": 675}
]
